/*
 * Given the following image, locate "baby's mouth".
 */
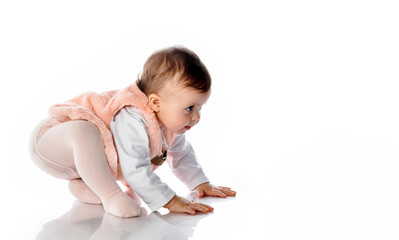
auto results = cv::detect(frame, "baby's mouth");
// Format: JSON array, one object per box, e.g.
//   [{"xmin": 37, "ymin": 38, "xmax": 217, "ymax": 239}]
[{"xmin": 184, "ymin": 126, "xmax": 191, "ymax": 130}]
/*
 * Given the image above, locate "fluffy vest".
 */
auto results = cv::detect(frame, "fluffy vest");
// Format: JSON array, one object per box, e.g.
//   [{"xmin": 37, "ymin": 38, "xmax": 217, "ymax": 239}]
[{"xmin": 48, "ymin": 83, "xmax": 175, "ymax": 180}]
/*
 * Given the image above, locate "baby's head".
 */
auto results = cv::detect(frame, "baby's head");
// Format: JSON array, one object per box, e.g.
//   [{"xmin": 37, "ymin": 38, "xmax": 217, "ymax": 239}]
[{"xmin": 136, "ymin": 46, "xmax": 212, "ymax": 134}]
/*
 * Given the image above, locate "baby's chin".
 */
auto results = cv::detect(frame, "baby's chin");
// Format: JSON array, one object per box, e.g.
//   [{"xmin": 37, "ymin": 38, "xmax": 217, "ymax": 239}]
[{"xmin": 174, "ymin": 126, "xmax": 190, "ymax": 135}]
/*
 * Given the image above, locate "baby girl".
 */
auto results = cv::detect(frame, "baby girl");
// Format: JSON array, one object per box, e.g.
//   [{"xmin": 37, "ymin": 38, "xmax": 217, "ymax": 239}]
[{"xmin": 29, "ymin": 46, "xmax": 236, "ymax": 217}]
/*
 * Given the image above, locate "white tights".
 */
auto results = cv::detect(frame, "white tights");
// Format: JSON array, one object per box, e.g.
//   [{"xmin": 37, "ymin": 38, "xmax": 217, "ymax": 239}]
[{"xmin": 33, "ymin": 120, "xmax": 142, "ymax": 218}]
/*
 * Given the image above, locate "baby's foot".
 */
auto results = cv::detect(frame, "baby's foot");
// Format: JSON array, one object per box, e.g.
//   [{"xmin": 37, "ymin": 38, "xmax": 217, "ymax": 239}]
[
  {"xmin": 69, "ymin": 179, "xmax": 102, "ymax": 204},
  {"xmin": 102, "ymin": 190, "xmax": 142, "ymax": 218},
  {"xmin": 125, "ymin": 187, "xmax": 142, "ymax": 205}
]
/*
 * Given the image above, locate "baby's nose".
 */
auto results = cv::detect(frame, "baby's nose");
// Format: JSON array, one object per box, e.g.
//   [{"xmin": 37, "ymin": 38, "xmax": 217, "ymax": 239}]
[{"xmin": 192, "ymin": 112, "xmax": 201, "ymax": 121}]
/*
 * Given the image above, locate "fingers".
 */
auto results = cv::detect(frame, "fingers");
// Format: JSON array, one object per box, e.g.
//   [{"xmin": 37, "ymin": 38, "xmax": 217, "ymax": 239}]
[
  {"xmin": 208, "ymin": 186, "xmax": 238, "ymax": 198},
  {"xmin": 217, "ymin": 187, "xmax": 236, "ymax": 197},
  {"xmin": 197, "ymin": 184, "xmax": 237, "ymax": 199},
  {"xmin": 168, "ymin": 196, "xmax": 214, "ymax": 215},
  {"xmin": 195, "ymin": 202, "xmax": 214, "ymax": 212},
  {"xmin": 183, "ymin": 202, "xmax": 213, "ymax": 215},
  {"xmin": 209, "ymin": 188, "xmax": 227, "ymax": 198},
  {"xmin": 184, "ymin": 206, "xmax": 196, "ymax": 215},
  {"xmin": 189, "ymin": 201, "xmax": 214, "ymax": 214}
]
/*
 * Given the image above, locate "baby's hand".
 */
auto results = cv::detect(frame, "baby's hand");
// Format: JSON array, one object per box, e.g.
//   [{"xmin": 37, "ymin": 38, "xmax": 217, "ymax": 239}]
[
  {"xmin": 164, "ymin": 195, "xmax": 214, "ymax": 215},
  {"xmin": 195, "ymin": 182, "xmax": 236, "ymax": 198}
]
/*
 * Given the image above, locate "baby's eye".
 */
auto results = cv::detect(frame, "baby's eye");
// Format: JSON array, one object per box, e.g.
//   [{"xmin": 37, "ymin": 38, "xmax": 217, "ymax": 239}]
[{"xmin": 186, "ymin": 106, "xmax": 194, "ymax": 112}]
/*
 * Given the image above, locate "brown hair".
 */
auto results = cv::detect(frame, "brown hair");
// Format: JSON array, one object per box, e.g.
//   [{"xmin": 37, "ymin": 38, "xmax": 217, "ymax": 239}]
[{"xmin": 136, "ymin": 46, "xmax": 211, "ymax": 95}]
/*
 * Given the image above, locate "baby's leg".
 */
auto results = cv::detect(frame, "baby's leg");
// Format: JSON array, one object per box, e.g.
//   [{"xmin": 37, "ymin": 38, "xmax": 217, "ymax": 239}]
[
  {"xmin": 68, "ymin": 179, "xmax": 101, "ymax": 204},
  {"xmin": 124, "ymin": 186, "xmax": 142, "ymax": 205},
  {"xmin": 121, "ymin": 179, "xmax": 142, "ymax": 205},
  {"xmin": 36, "ymin": 120, "xmax": 142, "ymax": 217}
]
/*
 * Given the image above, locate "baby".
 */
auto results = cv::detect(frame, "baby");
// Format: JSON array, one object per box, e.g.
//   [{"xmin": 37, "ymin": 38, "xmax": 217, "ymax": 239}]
[{"xmin": 29, "ymin": 46, "xmax": 236, "ymax": 218}]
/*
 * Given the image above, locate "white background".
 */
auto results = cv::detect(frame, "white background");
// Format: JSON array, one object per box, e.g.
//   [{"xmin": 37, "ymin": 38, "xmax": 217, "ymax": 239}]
[{"xmin": 1, "ymin": 0, "xmax": 399, "ymax": 239}]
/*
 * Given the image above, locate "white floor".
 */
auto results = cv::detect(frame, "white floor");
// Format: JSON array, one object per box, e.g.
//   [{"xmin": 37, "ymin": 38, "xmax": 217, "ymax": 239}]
[
  {"xmin": 1, "ymin": 1, "xmax": 399, "ymax": 239},
  {"xmin": 4, "ymin": 128, "xmax": 399, "ymax": 239},
  {"xmin": 29, "ymin": 192, "xmax": 244, "ymax": 240}
]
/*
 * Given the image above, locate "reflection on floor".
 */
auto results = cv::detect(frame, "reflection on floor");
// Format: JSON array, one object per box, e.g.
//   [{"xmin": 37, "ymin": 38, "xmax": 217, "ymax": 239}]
[{"xmin": 35, "ymin": 194, "xmax": 236, "ymax": 240}]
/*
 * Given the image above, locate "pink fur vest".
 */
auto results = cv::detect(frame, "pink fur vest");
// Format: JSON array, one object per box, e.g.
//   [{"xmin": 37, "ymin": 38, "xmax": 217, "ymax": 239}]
[{"xmin": 48, "ymin": 83, "xmax": 175, "ymax": 179}]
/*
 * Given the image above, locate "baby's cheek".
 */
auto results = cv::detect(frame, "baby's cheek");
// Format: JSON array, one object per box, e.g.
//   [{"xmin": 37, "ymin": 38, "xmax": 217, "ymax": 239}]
[
  {"xmin": 169, "ymin": 117, "xmax": 182, "ymax": 130},
  {"xmin": 170, "ymin": 115, "xmax": 182, "ymax": 125}
]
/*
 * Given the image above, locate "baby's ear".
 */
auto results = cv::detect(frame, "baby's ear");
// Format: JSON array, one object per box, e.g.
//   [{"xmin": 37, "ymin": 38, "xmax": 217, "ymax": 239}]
[{"xmin": 148, "ymin": 93, "xmax": 161, "ymax": 112}]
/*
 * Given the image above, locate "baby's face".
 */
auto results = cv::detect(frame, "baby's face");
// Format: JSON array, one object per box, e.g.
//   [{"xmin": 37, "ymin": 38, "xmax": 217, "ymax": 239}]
[{"xmin": 155, "ymin": 83, "xmax": 211, "ymax": 134}]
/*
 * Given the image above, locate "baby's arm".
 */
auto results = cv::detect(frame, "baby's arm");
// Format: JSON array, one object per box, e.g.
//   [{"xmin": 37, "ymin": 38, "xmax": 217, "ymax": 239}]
[
  {"xmin": 111, "ymin": 107, "xmax": 213, "ymax": 215},
  {"xmin": 166, "ymin": 134, "xmax": 209, "ymax": 190},
  {"xmin": 111, "ymin": 108, "xmax": 176, "ymax": 211},
  {"xmin": 167, "ymin": 135, "xmax": 236, "ymax": 199}
]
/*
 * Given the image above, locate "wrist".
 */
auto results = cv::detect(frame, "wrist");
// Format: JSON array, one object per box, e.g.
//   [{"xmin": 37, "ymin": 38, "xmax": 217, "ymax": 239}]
[
  {"xmin": 163, "ymin": 195, "xmax": 178, "ymax": 209},
  {"xmin": 195, "ymin": 182, "xmax": 210, "ymax": 189}
]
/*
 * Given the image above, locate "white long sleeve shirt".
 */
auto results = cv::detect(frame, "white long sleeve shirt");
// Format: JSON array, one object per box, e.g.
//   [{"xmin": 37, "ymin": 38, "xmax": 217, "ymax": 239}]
[{"xmin": 110, "ymin": 106, "xmax": 209, "ymax": 211}]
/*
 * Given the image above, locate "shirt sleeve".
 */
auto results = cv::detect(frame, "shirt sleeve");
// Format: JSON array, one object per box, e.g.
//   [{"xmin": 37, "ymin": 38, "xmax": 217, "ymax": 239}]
[
  {"xmin": 166, "ymin": 134, "xmax": 209, "ymax": 190},
  {"xmin": 110, "ymin": 107, "xmax": 175, "ymax": 211}
]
